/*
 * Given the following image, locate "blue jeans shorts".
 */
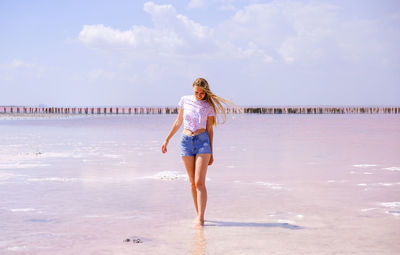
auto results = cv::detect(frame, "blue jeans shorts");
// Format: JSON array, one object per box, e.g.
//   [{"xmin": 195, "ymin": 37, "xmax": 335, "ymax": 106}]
[{"xmin": 180, "ymin": 131, "xmax": 212, "ymax": 156}]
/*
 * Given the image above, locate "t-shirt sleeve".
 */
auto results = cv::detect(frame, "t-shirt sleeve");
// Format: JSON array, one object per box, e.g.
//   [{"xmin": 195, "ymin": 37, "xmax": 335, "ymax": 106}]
[
  {"xmin": 208, "ymin": 105, "xmax": 215, "ymax": 117},
  {"xmin": 178, "ymin": 96, "xmax": 184, "ymax": 109}
]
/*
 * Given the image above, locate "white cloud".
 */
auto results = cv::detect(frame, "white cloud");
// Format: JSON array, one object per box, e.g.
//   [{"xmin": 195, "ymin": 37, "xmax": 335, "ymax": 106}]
[
  {"xmin": 79, "ymin": 23, "xmax": 184, "ymax": 53},
  {"xmin": 218, "ymin": 3, "xmax": 236, "ymax": 11},
  {"xmin": 187, "ymin": 0, "xmax": 237, "ymax": 10},
  {"xmin": 236, "ymin": 42, "xmax": 274, "ymax": 63},
  {"xmin": 188, "ymin": 0, "xmax": 206, "ymax": 9},
  {"xmin": 9, "ymin": 59, "xmax": 35, "ymax": 69},
  {"xmin": 78, "ymin": 1, "xmax": 278, "ymax": 62},
  {"xmin": 217, "ymin": 1, "xmax": 340, "ymax": 64},
  {"xmin": 78, "ymin": 1, "xmax": 400, "ymax": 66},
  {"xmin": 216, "ymin": 0, "xmax": 400, "ymax": 67},
  {"xmin": 0, "ymin": 60, "xmax": 45, "ymax": 80},
  {"xmin": 79, "ymin": 24, "xmax": 137, "ymax": 47},
  {"xmin": 76, "ymin": 0, "xmax": 400, "ymax": 103},
  {"xmin": 79, "ymin": 2, "xmax": 217, "ymax": 56}
]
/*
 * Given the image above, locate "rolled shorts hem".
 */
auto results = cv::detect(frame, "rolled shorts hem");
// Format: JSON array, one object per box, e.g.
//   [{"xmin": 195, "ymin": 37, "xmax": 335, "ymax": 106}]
[{"xmin": 180, "ymin": 152, "xmax": 212, "ymax": 157}]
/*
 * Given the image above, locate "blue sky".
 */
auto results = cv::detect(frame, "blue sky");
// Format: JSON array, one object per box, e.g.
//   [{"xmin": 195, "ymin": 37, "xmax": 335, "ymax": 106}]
[{"xmin": 1, "ymin": 0, "xmax": 399, "ymax": 107}]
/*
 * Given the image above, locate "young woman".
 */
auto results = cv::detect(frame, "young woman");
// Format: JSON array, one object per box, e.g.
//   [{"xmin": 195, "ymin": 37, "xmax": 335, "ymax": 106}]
[{"xmin": 161, "ymin": 78, "xmax": 236, "ymax": 227}]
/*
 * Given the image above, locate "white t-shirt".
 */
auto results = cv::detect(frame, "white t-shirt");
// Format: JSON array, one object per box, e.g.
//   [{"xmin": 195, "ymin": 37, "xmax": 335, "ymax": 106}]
[{"xmin": 178, "ymin": 95, "xmax": 215, "ymax": 132}]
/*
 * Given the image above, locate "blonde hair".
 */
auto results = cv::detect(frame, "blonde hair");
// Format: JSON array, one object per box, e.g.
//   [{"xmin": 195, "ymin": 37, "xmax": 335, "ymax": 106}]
[{"xmin": 192, "ymin": 77, "xmax": 241, "ymax": 126}]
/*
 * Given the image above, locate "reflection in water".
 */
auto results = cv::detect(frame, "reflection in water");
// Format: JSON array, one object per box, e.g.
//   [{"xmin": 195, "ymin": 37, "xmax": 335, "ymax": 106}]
[{"xmin": 190, "ymin": 227, "xmax": 207, "ymax": 255}]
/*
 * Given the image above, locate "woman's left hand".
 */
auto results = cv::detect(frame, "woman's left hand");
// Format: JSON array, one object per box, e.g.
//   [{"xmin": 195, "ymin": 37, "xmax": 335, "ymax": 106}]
[{"xmin": 208, "ymin": 154, "xmax": 214, "ymax": 165}]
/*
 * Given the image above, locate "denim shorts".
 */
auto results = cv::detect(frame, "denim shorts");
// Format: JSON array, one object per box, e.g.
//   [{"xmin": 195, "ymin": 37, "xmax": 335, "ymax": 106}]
[{"xmin": 180, "ymin": 131, "xmax": 212, "ymax": 156}]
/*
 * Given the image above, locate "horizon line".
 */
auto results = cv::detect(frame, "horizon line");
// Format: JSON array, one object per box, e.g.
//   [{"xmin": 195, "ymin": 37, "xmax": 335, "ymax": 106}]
[{"xmin": 1, "ymin": 105, "xmax": 400, "ymax": 108}]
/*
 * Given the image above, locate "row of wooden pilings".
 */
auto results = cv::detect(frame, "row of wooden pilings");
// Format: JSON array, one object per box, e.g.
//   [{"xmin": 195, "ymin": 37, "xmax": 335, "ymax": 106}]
[
  {"xmin": 0, "ymin": 106, "xmax": 182, "ymax": 115},
  {"xmin": 0, "ymin": 106, "xmax": 399, "ymax": 114},
  {"xmin": 242, "ymin": 107, "xmax": 400, "ymax": 114}
]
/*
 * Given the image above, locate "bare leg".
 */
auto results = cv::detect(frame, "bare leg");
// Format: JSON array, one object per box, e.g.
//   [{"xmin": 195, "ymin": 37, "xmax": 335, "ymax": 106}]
[
  {"xmin": 182, "ymin": 156, "xmax": 198, "ymax": 216},
  {"xmin": 194, "ymin": 153, "xmax": 211, "ymax": 226}
]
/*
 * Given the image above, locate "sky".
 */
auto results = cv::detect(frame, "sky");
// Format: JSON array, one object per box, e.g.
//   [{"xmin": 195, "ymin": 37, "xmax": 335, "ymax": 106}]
[{"xmin": 1, "ymin": 0, "xmax": 399, "ymax": 107}]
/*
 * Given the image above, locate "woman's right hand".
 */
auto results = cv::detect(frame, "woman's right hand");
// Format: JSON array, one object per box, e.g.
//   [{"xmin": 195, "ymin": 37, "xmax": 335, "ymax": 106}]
[{"xmin": 161, "ymin": 140, "xmax": 168, "ymax": 153}]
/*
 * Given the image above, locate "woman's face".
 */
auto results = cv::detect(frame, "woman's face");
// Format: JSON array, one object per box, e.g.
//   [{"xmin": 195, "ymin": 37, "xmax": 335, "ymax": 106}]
[{"xmin": 193, "ymin": 86, "xmax": 206, "ymax": 101}]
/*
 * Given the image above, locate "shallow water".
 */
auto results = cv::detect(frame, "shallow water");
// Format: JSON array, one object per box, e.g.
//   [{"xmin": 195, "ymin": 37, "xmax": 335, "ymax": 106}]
[{"xmin": 0, "ymin": 114, "xmax": 399, "ymax": 254}]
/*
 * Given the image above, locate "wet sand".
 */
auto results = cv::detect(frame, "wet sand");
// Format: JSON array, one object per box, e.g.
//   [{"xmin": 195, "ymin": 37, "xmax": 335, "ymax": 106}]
[{"xmin": 0, "ymin": 114, "xmax": 399, "ymax": 254}]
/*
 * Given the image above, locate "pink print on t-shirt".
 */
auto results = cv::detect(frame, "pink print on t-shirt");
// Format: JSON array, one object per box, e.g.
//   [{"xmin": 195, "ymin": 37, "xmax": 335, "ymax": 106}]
[{"xmin": 178, "ymin": 95, "xmax": 215, "ymax": 132}]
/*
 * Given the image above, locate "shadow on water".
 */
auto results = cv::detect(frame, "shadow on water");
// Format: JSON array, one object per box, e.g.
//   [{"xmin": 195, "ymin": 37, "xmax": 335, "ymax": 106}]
[{"xmin": 205, "ymin": 220, "xmax": 303, "ymax": 230}]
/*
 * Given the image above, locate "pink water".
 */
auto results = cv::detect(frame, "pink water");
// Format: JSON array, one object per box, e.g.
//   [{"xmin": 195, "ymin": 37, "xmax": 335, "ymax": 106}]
[{"xmin": 0, "ymin": 114, "xmax": 399, "ymax": 254}]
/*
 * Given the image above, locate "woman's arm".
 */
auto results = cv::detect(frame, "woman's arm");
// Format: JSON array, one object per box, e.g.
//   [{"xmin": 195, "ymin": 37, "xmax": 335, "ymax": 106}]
[
  {"xmin": 206, "ymin": 116, "xmax": 214, "ymax": 165},
  {"xmin": 161, "ymin": 108, "xmax": 183, "ymax": 153}
]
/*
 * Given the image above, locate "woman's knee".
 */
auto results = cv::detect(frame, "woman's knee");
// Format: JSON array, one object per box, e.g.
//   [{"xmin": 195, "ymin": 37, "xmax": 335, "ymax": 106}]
[{"xmin": 195, "ymin": 179, "xmax": 205, "ymax": 190}]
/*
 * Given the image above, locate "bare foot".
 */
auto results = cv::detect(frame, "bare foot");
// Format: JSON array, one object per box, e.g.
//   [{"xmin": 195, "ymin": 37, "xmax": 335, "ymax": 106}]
[{"xmin": 193, "ymin": 217, "xmax": 204, "ymax": 227}]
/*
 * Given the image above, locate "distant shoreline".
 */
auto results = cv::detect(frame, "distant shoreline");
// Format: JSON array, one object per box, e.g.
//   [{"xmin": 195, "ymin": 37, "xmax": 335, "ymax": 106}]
[{"xmin": 0, "ymin": 106, "xmax": 399, "ymax": 115}]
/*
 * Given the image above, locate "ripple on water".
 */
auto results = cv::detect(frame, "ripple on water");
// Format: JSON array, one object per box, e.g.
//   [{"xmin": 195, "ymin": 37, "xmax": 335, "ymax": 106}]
[
  {"xmin": 382, "ymin": 167, "xmax": 400, "ymax": 171},
  {"xmin": 385, "ymin": 211, "xmax": 400, "ymax": 216},
  {"xmin": 352, "ymin": 164, "xmax": 377, "ymax": 168},
  {"xmin": 103, "ymin": 154, "xmax": 122, "ymax": 159},
  {"xmin": 10, "ymin": 208, "xmax": 36, "ymax": 212},
  {"xmin": 380, "ymin": 202, "xmax": 400, "ymax": 208},
  {"xmin": 378, "ymin": 202, "xmax": 400, "ymax": 217},
  {"xmin": 327, "ymin": 180, "xmax": 348, "ymax": 183},
  {"xmin": 266, "ymin": 211, "xmax": 305, "ymax": 225},
  {"xmin": 140, "ymin": 171, "xmax": 188, "ymax": 181},
  {"xmin": 360, "ymin": 208, "xmax": 377, "ymax": 212},
  {"xmin": 7, "ymin": 246, "xmax": 27, "ymax": 252},
  {"xmin": 225, "ymin": 165, "xmax": 237, "ymax": 168},
  {"xmin": 256, "ymin": 182, "xmax": 284, "ymax": 190},
  {"xmin": 0, "ymin": 172, "xmax": 27, "ymax": 181},
  {"xmin": 27, "ymin": 177, "xmax": 79, "ymax": 182},
  {"xmin": 0, "ymin": 163, "xmax": 50, "ymax": 169},
  {"xmin": 357, "ymin": 183, "xmax": 400, "ymax": 188}
]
